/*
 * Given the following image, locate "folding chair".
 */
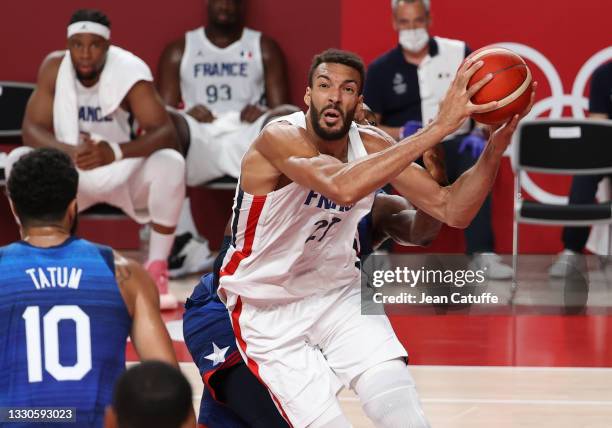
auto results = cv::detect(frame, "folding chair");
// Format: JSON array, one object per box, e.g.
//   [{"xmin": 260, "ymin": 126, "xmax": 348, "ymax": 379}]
[
  {"xmin": 0, "ymin": 81, "xmax": 35, "ymax": 137},
  {"xmin": 512, "ymin": 118, "xmax": 612, "ymax": 283},
  {"xmin": 0, "ymin": 81, "xmax": 35, "ymax": 183}
]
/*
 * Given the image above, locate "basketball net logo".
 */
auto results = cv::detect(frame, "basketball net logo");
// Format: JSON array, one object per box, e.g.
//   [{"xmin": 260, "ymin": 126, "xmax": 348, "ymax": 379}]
[{"xmin": 496, "ymin": 43, "xmax": 612, "ymax": 204}]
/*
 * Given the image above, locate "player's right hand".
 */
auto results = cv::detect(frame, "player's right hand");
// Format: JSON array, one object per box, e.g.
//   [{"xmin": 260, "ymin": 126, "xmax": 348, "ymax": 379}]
[
  {"xmin": 186, "ymin": 104, "xmax": 215, "ymax": 123},
  {"xmin": 435, "ymin": 60, "xmax": 498, "ymax": 135}
]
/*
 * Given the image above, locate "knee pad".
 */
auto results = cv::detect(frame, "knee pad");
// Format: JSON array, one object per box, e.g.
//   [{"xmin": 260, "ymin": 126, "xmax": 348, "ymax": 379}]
[
  {"xmin": 307, "ymin": 401, "xmax": 352, "ymax": 428},
  {"xmin": 147, "ymin": 149, "xmax": 185, "ymax": 187},
  {"xmin": 353, "ymin": 359, "xmax": 430, "ymax": 428}
]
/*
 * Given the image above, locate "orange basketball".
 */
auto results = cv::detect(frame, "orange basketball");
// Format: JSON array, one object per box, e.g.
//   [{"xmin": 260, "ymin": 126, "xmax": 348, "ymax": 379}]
[{"xmin": 466, "ymin": 46, "xmax": 533, "ymax": 125}]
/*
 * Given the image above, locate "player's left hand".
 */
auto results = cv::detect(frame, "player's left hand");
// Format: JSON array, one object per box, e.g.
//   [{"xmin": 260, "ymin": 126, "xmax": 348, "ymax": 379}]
[
  {"xmin": 240, "ymin": 104, "xmax": 267, "ymax": 123},
  {"xmin": 75, "ymin": 137, "xmax": 115, "ymax": 170},
  {"xmin": 487, "ymin": 81, "xmax": 537, "ymax": 154}
]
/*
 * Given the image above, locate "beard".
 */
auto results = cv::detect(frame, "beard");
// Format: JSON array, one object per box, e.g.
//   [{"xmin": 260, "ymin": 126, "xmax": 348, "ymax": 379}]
[
  {"xmin": 310, "ymin": 102, "xmax": 356, "ymax": 141},
  {"xmin": 76, "ymin": 68, "xmax": 101, "ymax": 82}
]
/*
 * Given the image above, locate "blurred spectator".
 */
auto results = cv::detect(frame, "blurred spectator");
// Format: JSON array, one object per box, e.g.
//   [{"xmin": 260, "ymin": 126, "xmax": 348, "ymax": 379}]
[
  {"xmin": 0, "ymin": 148, "xmax": 177, "ymax": 427},
  {"xmin": 363, "ymin": 0, "xmax": 512, "ymax": 278},
  {"xmin": 9, "ymin": 9, "xmax": 185, "ymax": 309},
  {"xmin": 549, "ymin": 61, "xmax": 612, "ymax": 277},
  {"xmin": 158, "ymin": 0, "xmax": 290, "ymax": 278},
  {"xmin": 104, "ymin": 361, "xmax": 194, "ymax": 428}
]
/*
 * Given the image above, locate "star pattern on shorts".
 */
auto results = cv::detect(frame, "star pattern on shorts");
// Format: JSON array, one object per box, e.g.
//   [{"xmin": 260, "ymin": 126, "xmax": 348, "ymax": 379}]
[{"xmin": 205, "ymin": 342, "xmax": 230, "ymax": 366}]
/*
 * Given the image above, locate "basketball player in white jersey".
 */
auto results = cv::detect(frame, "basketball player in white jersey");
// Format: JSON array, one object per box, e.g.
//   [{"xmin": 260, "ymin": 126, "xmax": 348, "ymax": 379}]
[
  {"xmin": 218, "ymin": 49, "xmax": 536, "ymax": 427},
  {"xmin": 13, "ymin": 9, "xmax": 186, "ymax": 310},
  {"xmin": 157, "ymin": 0, "xmax": 290, "ymax": 278}
]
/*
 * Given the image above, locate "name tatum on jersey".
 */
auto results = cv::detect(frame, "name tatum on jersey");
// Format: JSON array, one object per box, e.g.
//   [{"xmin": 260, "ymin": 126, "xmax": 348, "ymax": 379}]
[{"xmin": 24, "ymin": 266, "xmax": 83, "ymax": 290}]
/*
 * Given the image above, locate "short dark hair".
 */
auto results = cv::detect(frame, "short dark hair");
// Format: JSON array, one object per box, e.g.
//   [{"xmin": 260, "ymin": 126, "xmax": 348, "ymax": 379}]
[
  {"xmin": 308, "ymin": 49, "xmax": 366, "ymax": 94},
  {"xmin": 113, "ymin": 361, "xmax": 192, "ymax": 428},
  {"xmin": 69, "ymin": 9, "xmax": 111, "ymax": 28},
  {"xmin": 7, "ymin": 148, "xmax": 78, "ymax": 227}
]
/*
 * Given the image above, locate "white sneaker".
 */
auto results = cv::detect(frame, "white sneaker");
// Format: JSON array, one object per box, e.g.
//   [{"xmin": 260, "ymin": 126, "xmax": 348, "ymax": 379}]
[
  {"xmin": 469, "ymin": 252, "xmax": 513, "ymax": 280},
  {"xmin": 549, "ymin": 249, "xmax": 586, "ymax": 278},
  {"xmin": 168, "ymin": 232, "xmax": 216, "ymax": 278}
]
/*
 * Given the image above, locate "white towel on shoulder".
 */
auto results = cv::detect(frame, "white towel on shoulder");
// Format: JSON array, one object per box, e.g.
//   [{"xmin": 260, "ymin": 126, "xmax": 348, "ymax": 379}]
[{"xmin": 53, "ymin": 45, "xmax": 153, "ymax": 145}]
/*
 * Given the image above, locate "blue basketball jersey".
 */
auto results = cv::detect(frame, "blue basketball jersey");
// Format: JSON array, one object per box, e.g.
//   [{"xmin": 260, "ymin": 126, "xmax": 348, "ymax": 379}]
[{"xmin": 0, "ymin": 238, "xmax": 132, "ymax": 428}]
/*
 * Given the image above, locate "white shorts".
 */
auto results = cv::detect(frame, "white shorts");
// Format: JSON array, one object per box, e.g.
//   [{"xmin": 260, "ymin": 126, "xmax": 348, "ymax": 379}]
[
  {"xmin": 77, "ymin": 157, "xmax": 151, "ymax": 223},
  {"xmin": 225, "ymin": 282, "xmax": 407, "ymax": 428},
  {"xmin": 7, "ymin": 147, "xmax": 184, "ymax": 227},
  {"xmin": 183, "ymin": 111, "xmax": 268, "ymax": 186}
]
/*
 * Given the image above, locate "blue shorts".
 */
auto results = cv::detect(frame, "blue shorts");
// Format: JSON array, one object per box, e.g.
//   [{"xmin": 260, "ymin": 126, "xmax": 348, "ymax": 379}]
[{"xmin": 183, "ymin": 273, "xmax": 246, "ymax": 427}]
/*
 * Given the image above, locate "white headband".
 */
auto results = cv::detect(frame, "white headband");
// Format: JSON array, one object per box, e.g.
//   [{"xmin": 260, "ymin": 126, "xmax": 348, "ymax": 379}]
[{"xmin": 67, "ymin": 21, "xmax": 110, "ymax": 40}]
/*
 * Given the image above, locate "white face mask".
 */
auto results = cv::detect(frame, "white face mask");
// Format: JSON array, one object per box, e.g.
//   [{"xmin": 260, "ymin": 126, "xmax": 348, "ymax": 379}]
[{"xmin": 399, "ymin": 28, "xmax": 429, "ymax": 53}]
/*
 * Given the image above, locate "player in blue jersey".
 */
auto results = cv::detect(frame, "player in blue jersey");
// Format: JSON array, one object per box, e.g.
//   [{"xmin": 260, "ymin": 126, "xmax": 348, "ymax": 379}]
[
  {"xmin": 183, "ymin": 108, "xmax": 447, "ymax": 427},
  {"xmin": 0, "ymin": 148, "xmax": 179, "ymax": 428}
]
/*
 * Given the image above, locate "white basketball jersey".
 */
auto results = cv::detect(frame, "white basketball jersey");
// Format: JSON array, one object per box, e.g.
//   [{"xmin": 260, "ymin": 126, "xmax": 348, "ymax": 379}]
[
  {"xmin": 76, "ymin": 80, "xmax": 132, "ymax": 144},
  {"xmin": 180, "ymin": 27, "xmax": 265, "ymax": 114},
  {"xmin": 419, "ymin": 36, "xmax": 470, "ymax": 139},
  {"xmin": 218, "ymin": 112, "xmax": 375, "ymax": 305}
]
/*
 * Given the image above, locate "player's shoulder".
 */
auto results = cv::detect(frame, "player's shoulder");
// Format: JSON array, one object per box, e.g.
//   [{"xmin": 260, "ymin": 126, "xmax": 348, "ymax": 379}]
[
  {"xmin": 159, "ymin": 37, "xmax": 185, "ymax": 64},
  {"xmin": 164, "ymin": 37, "xmax": 185, "ymax": 55},
  {"xmin": 259, "ymin": 33, "xmax": 283, "ymax": 55},
  {"xmin": 260, "ymin": 119, "xmax": 308, "ymax": 143},
  {"xmin": 358, "ymin": 125, "xmax": 396, "ymax": 154},
  {"xmin": 38, "ymin": 51, "xmax": 64, "ymax": 79},
  {"xmin": 256, "ymin": 119, "xmax": 317, "ymax": 157}
]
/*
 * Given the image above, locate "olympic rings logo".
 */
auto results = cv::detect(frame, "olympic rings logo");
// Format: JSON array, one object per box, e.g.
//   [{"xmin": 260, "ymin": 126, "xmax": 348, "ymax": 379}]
[{"xmin": 496, "ymin": 43, "xmax": 612, "ymax": 204}]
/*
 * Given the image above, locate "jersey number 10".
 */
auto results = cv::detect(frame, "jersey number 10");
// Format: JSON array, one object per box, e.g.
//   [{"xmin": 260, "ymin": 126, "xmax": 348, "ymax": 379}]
[{"xmin": 22, "ymin": 305, "xmax": 92, "ymax": 383}]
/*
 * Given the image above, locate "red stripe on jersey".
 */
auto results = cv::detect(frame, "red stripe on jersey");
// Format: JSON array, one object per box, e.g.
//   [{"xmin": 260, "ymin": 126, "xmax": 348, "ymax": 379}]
[
  {"xmin": 220, "ymin": 195, "xmax": 267, "ymax": 277},
  {"xmin": 231, "ymin": 297, "xmax": 294, "ymax": 427},
  {"xmin": 201, "ymin": 351, "xmax": 242, "ymax": 402}
]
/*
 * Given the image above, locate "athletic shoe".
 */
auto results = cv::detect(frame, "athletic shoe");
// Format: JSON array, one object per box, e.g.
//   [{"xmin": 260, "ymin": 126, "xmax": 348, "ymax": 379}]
[
  {"xmin": 549, "ymin": 249, "xmax": 587, "ymax": 278},
  {"xmin": 168, "ymin": 232, "xmax": 216, "ymax": 278},
  {"xmin": 469, "ymin": 252, "xmax": 513, "ymax": 280},
  {"xmin": 145, "ymin": 259, "xmax": 178, "ymax": 310}
]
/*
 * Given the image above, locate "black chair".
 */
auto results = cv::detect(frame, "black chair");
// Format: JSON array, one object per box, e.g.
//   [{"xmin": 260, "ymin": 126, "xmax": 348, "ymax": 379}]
[
  {"xmin": 0, "ymin": 81, "xmax": 35, "ymax": 138},
  {"xmin": 203, "ymin": 175, "xmax": 238, "ymax": 190},
  {"xmin": 0, "ymin": 82, "xmax": 35, "ymax": 183},
  {"xmin": 512, "ymin": 118, "xmax": 612, "ymax": 282}
]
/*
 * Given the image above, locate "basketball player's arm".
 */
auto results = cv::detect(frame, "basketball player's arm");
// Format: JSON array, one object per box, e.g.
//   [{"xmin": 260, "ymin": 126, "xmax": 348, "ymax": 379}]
[
  {"xmin": 369, "ymin": 143, "xmax": 445, "ymax": 247},
  {"xmin": 114, "ymin": 253, "xmax": 178, "ymax": 367},
  {"xmin": 157, "ymin": 38, "xmax": 214, "ymax": 123},
  {"xmin": 365, "ymin": 87, "xmax": 535, "ymax": 228},
  {"xmin": 240, "ymin": 36, "xmax": 289, "ymax": 123},
  {"xmin": 254, "ymin": 61, "xmax": 495, "ymax": 205},
  {"xmin": 371, "ymin": 193, "xmax": 442, "ymax": 248},
  {"xmin": 261, "ymin": 36, "xmax": 289, "ymax": 108},
  {"xmin": 21, "ymin": 53, "xmax": 77, "ymax": 155},
  {"xmin": 157, "ymin": 39, "xmax": 184, "ymax": 108},
  {"xmin": 589, "ymin": 113, "xmax": 608, "ymax": 120}
]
